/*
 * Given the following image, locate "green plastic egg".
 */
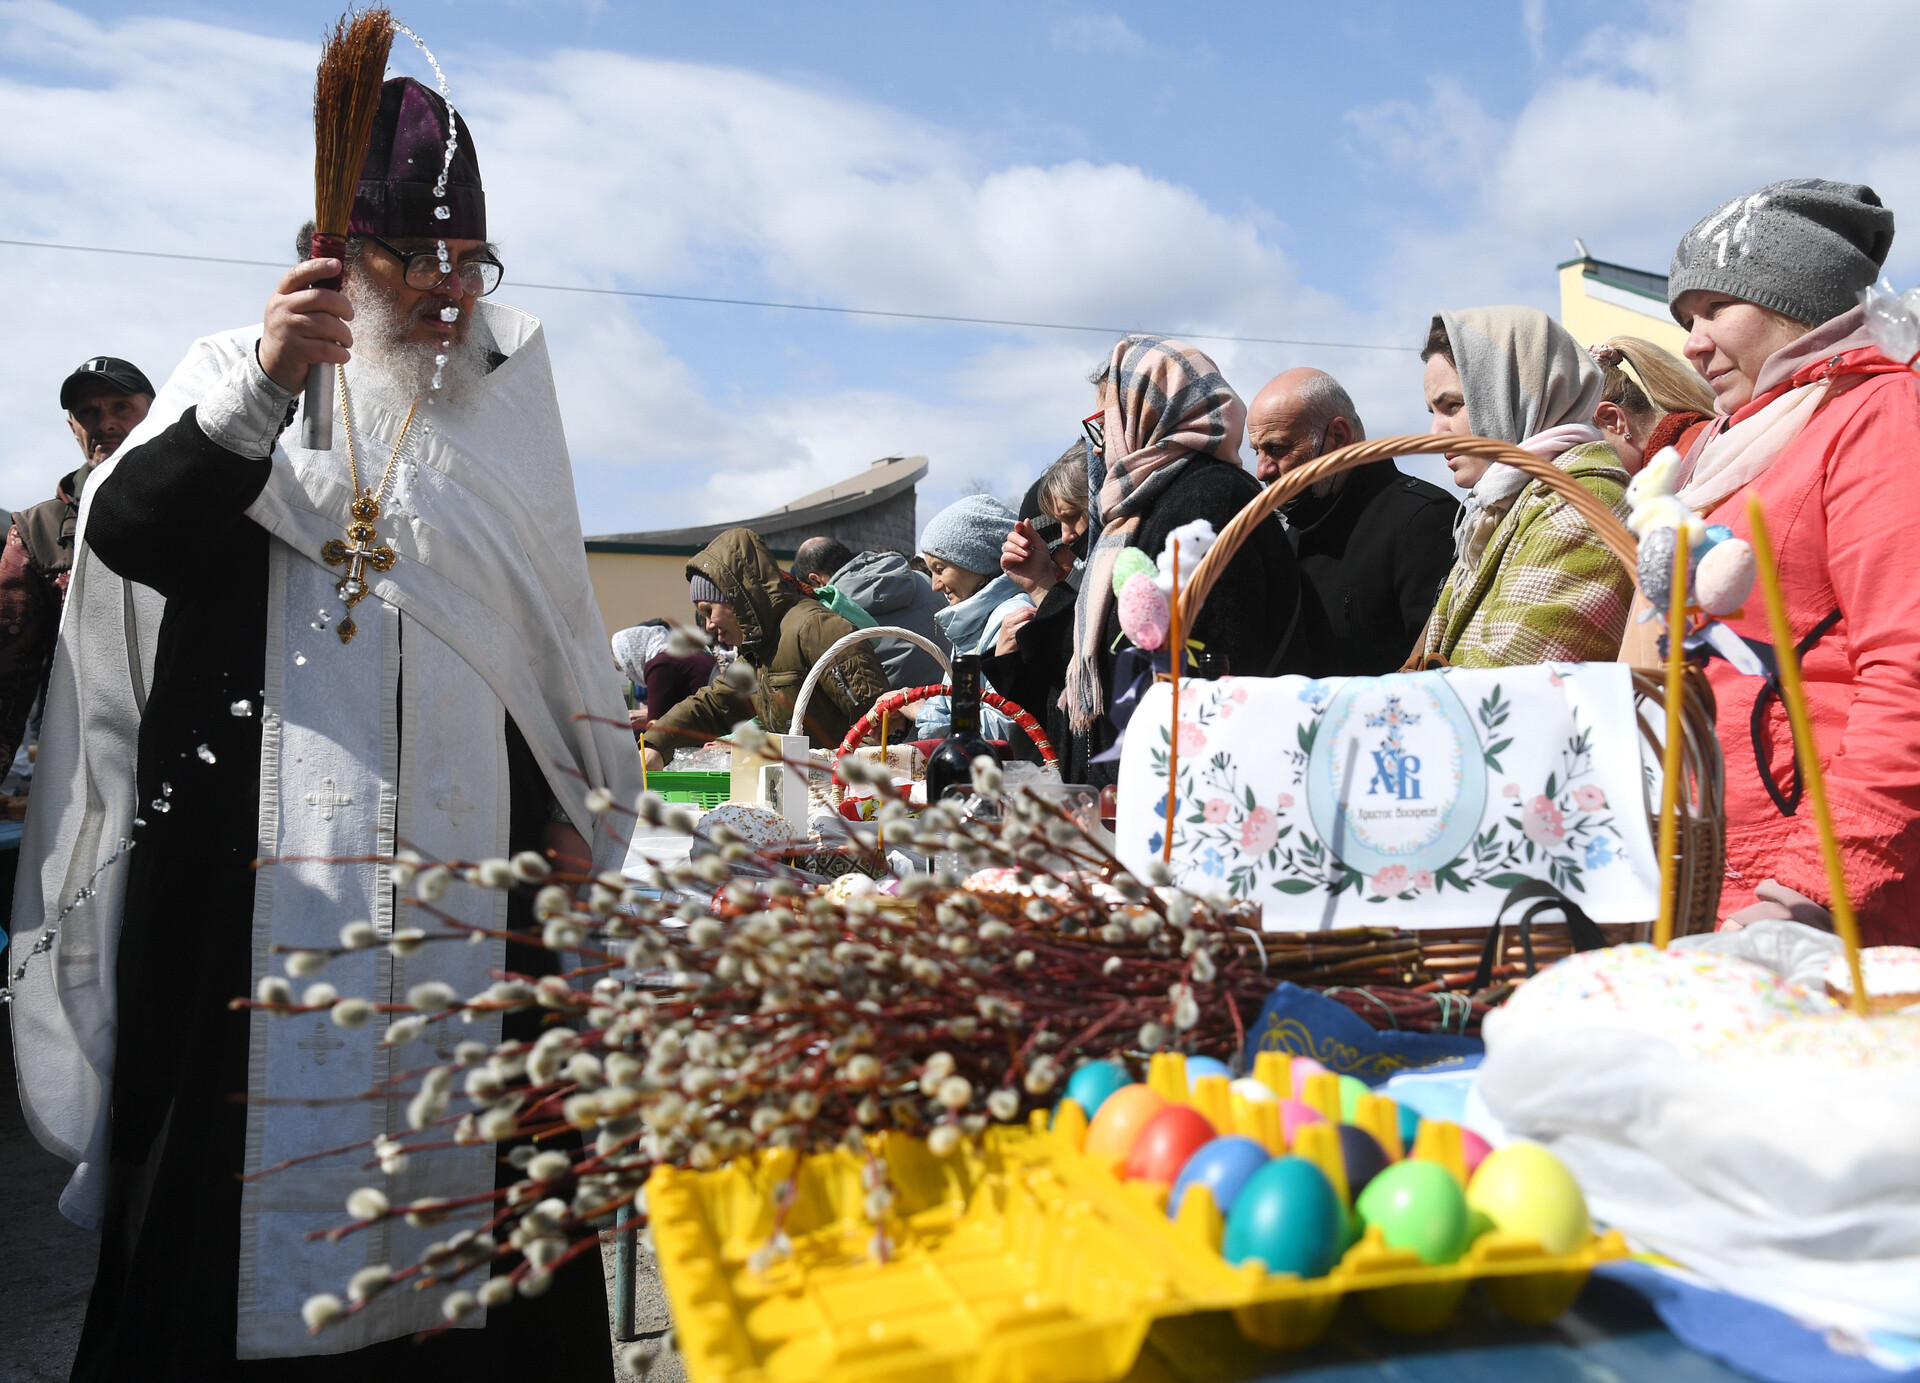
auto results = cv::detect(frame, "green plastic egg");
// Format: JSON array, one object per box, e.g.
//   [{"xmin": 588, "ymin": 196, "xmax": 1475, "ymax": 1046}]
[
  {"xmin": 1356, "ymin": 1159, "xmax": 1471, "ymax": 1265},
  {"xmin": 1111, "ymin": 547, "xmax": 1157, "ymax": 595},
  {"xmin": 1336, "ymin": 1074, "xmax": 1369, "ymax": 1123}
]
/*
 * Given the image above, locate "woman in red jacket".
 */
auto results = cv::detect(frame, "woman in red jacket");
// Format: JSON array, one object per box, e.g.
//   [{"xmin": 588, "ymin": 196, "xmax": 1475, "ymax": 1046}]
[{"xmin": 1664, "ymin": 178, "xmax": 1919, "ymax": 942}]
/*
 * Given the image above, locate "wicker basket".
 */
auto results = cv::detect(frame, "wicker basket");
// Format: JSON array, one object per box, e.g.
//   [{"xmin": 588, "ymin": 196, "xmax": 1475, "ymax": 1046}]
[{"xmin": 1178, "ymin": 433, "xmax": 1725, "ymax": 938}]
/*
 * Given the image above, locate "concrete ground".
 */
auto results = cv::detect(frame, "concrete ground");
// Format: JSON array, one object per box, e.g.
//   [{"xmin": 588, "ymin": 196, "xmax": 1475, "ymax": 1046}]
[{"xmin": 1, "ymin": 1008, "xmax": 681, "ymax": 1383}]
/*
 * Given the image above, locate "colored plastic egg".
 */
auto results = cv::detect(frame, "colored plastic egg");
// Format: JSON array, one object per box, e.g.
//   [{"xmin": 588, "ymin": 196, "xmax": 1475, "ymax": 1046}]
[
  {"xmin": 1279, "ymin": 1098, "xmax": 1324, "ymax": 1145},
  {"xmin": 1460, "ymin": 1127, "xmax": 1492, "ymax": 1178},
  {"xmin": 1467, "ymin": 1141, "xmax": 1592, "ymax": 1255},
  {"xmin": 1230, "ymin": 1076, "xmax": 1277, "ymax": 1104},
  {"xmin": 1063, "ymin": 1060, "xmax": 1131, "ymax": 1119},
  {"xmin": 1695, "ymin": 537, "xmax": 1756, "ymax": 616},
  {"xmin": 1168, "ymin": 1135, "xmax": 1268, "ymax": 1217},
  {"xmin": 1356, "ymin": 1159, "xmax": 1471, "ymax": 1265},
  {"xmin": 1123, "ymin": 1104, "xmax": 1217, "ymax": 1185},
  {"xmin": 1288, "ymin": 1056, "xmax": 1327, "ymax": 1098},
  {"xmin": 1397, "ymin": 1101, "xmax": 1422, "ymax": 1148},
  {"xmin": 1117, "ymin": 572, "xmax": 1170, "ymax": 650},
  {"xmin": 1222, "ymin": 1157, "xmax": 1344, "ymax": 1277},
  {"xmin": 1185, "ymin": 1055, "xmax": 1234, "ymax": 1087},
  {"xmin": 1110, "ymin": 546, "xmax": 1158, "ymax": 595},
  {"xmin": 1336, "ymin": 1124, "xmax": 1390, "ymax": 1198},
  {"xmin": 1336, "ymin": 1075, "xmax": 1370, "ymax": 1123},
  {"xmin": 1082, "ymin": 1084, "xmax": 1167, "ymax": 1158}
]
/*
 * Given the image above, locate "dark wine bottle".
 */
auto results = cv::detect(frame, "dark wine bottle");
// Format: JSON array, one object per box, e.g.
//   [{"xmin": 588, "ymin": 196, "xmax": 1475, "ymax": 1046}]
[{"xmin": 925, "ymin": 655, "xmax": 1001, "ymax": 803}]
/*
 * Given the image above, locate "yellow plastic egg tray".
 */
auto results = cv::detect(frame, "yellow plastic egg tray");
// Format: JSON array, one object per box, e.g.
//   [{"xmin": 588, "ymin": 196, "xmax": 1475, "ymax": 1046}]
[{"xmin": 649, "ymin": 1052, "xmax": 1627, "ymax": 1383}]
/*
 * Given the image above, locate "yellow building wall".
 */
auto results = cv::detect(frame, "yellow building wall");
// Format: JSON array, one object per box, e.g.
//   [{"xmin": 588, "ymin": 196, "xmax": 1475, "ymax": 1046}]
[
  {"xmin": 585, "ymin": 549, "xmax": 795, "ymax": 641},
  {"xmin": 1557, "ymin": 264, "xmax": 1691, "ymax": 356},
  {"xmin": 586, "ymin": 551, "xmax": 702, "ymax": 641}
]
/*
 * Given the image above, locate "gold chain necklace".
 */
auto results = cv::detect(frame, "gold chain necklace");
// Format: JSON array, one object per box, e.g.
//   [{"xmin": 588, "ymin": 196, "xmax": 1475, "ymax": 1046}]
[{"xmin": 319, "ymin": 374, "xmax": 420, "ymax": 645}]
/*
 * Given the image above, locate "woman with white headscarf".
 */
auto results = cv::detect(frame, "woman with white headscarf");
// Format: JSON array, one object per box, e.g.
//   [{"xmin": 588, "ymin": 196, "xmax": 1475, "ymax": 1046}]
[
  {"xmin": 611, "ymin": 619, "xmax": 714, "ymax": 736},
  {"xmin": 1415, "ymin": 305, "xmax": 1634, "ymax": 667}
]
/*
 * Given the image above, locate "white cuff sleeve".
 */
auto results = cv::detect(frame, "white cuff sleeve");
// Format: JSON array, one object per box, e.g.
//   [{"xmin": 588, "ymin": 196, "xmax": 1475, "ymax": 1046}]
[{"xmin": 196, "ymin": 344, "xmax": 298, "ymax": 458}]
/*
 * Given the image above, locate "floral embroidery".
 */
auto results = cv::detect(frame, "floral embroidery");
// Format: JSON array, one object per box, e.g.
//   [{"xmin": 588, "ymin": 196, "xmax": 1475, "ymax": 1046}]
[{"xmin": 1148, "ymin": 677, "xmax": 1628, "ymax": 904}]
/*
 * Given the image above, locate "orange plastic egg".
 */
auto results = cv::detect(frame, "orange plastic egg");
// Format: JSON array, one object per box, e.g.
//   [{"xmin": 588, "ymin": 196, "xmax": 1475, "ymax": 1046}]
[{"xmin": 1082, "ymin": 1083, "xmax": 1169, "ymax": 1158}]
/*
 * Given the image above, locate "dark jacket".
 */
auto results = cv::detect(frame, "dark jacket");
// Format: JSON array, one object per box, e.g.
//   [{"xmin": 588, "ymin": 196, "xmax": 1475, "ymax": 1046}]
[
  {"xmin": 1283, "ymin": 460, "xmax": 1459, "ymax": 676},
  {"xmin": 828, "ymin": 550, "xmax": 949, "ymax": 689},
  {"xmin": 983, "ymin": 455, "xmax": 1301, "ymax": 786},
  {"xmin": 0, "ymin": 461, "xmax": 97, "ymax": 764},
  {"xmin": 643, "ymin": 528, "xmax": 890, "ymax": 762}
]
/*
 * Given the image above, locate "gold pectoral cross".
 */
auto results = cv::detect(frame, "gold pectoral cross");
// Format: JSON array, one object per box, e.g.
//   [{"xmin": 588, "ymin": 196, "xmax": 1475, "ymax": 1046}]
[{"xmin": 320, "ymin": 494, "xmax": 397, "ymax": 644}]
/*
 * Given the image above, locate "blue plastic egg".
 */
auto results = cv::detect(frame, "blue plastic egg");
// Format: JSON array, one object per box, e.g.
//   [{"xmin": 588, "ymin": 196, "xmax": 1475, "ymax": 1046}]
[
  {"xmin": 1185, "ymin": 1055, "xmax": 1234, "ymax": 1088},
  {"xmin": 1062, "ymin": 1060, "xmax": 1131, "ymax": 1120},
  {"xmin": 1697, "ymin": 523, "xmax": 1735, "ymax": 555},
  {"xmin": 1221, "ymin": 1156, "xmax": 1344, "ymax": 1277},
  {"xmin": 1398, "ymin": 1102, "xmax": 1422, "ymax": 1148},
  {"xmin": 1168, "ymin": 1135, "xmax": 1268, "ymax": 1217}
]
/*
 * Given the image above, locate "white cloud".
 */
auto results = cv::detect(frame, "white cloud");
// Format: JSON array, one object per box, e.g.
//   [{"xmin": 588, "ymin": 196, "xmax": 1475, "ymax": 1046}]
[
  {"xmin": 1049, "ymin": 14, "xmax": 1146, "ymax": 56},
  {"xmin": 0, "ymin": 2, "xmax": 1397, "ymax": 534},
  {"xmin": 1350, "ymin": 0, "xmax": 1920, "ymax": 325}
]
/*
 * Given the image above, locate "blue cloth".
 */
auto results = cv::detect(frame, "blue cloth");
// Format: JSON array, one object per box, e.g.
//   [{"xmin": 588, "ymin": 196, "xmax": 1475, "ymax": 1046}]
[
  {"xmin": 1250, "ymin": 981, "xmax": 1483, "ymax": 1086},
  {"xmin": 1597, "ymin": 1261, "xmax": 1920, "ymax": 1383},
  {"xmin": 920, "ymin": 493, "xmax": 1018, "ymax": 577}
]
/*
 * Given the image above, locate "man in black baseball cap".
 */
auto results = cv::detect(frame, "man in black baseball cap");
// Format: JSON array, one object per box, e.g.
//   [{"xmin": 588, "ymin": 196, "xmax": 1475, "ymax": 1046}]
[
  {"xmin": 0, "ymin": 356, "xmax": 157, "ymax": 779},
  {"xmin": 60, "ymin": 355, "xmax": 155, "ymax": 464}
]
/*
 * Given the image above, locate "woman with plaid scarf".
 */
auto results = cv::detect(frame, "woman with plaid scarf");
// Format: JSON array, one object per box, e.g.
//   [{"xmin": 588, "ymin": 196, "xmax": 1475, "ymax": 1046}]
[
  {"xmin": 1415, "ymin": 306, "xmax": 1635, "ymax": 668},
  {"xmin": 987, "ymin": 335, "xmax": 1303, "ymax": 785}
]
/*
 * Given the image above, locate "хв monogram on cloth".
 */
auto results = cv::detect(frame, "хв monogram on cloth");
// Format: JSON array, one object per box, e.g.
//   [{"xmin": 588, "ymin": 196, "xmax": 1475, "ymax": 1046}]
[{"xmin": 320, "ymin": 374, "xmax": 418, "ymax": 644}]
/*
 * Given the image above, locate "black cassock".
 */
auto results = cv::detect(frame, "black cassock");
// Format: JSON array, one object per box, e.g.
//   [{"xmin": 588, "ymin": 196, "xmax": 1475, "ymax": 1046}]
[{"xmin": 68, "ymin": 408, "xmax": 613, "ymax": 1383}]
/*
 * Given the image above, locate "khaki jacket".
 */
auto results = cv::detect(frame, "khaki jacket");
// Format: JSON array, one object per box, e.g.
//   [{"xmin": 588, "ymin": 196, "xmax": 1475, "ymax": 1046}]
[{"xmin": 643, "ymin": 528, "xmax": 890, "ymax": 762}]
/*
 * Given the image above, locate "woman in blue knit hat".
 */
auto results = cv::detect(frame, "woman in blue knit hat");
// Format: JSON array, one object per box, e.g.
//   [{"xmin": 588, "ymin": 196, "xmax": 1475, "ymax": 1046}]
[{"xmin": 911, "ymin": 493, "xmax": 1033, "ymax": 742}]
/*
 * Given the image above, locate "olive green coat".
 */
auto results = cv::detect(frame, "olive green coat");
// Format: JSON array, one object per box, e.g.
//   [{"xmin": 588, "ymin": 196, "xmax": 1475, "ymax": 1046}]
[
  {"xmin": 643, "ymin": 528, "xmax": 890, "ymax": 762},
  {"xmin": 1421, "ymin": 443, "xmax": 1635, "ymax": 668}
]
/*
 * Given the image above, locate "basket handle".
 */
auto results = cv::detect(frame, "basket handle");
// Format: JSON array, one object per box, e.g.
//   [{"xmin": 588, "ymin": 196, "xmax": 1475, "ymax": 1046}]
[
  {"xmin": 787, "ymin": 626, "xmax": 952, "ymax": 737},
  {"xmin": 834, "ymin": 685, "xmax": 1059, "ymax": 772},
  {"xmin": 1180, "ymin": 434, "xmax": 1640, "ymax": 631}
]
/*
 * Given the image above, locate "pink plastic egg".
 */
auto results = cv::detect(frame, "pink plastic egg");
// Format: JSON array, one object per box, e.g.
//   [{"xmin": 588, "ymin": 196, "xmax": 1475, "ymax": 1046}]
[
  {"xmin": 1280, "ymin": 1098, "xmax": 1325, "ymax": 1146},
  {"xmin": 1117, "ymin": 572, "xmax": 1170, "ymax": 650},
  {"xmin": 1289, "ymin": 1057, "xmax": 1328, "ymax": 1098},
  {"xmin": 1460, "ymin": 1127, "xmax": 1492, "ymax": 1178}
]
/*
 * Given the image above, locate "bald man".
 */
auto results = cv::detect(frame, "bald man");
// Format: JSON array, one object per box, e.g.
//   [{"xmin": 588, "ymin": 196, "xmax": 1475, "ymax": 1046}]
[{"xmin": 1246, "ymin": 368, "xmax": 1457, "ymax": 675}]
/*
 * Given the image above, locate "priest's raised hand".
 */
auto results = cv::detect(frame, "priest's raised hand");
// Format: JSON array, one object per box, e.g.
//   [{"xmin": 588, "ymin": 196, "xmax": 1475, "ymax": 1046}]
[{"xmin": 259, "ymin": 255, "xmax": 356, "ymax": 392}]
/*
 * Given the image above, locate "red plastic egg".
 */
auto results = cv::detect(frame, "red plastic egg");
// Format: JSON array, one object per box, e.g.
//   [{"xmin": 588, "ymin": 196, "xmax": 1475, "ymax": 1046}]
[{"xmin": 1123, "ymin": 1105, "xmax": 1217, "ymax": 1184}]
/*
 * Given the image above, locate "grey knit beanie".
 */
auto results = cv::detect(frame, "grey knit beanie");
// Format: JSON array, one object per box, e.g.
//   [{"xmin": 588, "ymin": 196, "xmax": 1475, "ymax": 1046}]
[
  {"xmin": 688, "ymin": 572, "xmax": 727, "ymax": 604},
  {"xmin": 1668, "ymin": 178, "xmax": 1894, "ymax": 328},
  {"xmin": 920, "ymin": 494, "xmax": 1017, "ymax": 576}
]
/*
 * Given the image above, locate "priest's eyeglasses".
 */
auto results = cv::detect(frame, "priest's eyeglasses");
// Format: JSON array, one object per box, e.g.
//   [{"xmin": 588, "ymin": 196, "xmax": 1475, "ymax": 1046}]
[{"xmin": 360, "ymin": 235, "xmax": 505, "ymax": 297}]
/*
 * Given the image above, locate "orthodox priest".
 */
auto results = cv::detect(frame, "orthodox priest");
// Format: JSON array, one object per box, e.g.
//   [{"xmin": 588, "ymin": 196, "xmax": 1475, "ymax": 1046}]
[{"xmin": 10, "ymin": 78, "xmax": 638, "ymax": 1380}]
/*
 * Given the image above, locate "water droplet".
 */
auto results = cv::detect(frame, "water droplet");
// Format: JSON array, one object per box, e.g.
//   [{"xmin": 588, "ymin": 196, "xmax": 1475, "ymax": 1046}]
[
  {"xmin": 162, "ymin": 782, "xmax": 172, "ymax": 797},
  {"xmin": 439, "ymin": 306, "xmax": 460, "ymax": 323},
  {"xmin": 433, "ymin": 205, "xmax": 450, "ymax": 220},
  {"xmin": 294, "ymin": 653, "xmax": 308, "ymax": 667},
  {"xmin": 150, "ymin": 798, "xmax": 171, "ymax": 814},
  {"xmin": 434, "ymin": 354, "xmax": 448, "ymax": 366},
  {"xmin": 230, "ymin": 699, "xmax": 253, "ymax": 717},
  {"xmin": 197, "ymin": 744, "xmax": 217, "ymax": 764},
  {"xmin": 134, "ymin": 817, "xmax": 147, "ymax": 828}
]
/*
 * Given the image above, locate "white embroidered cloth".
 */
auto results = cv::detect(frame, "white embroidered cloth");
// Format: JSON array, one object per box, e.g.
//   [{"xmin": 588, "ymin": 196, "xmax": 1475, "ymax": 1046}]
[{"xmin": 1116, "ymin": 666, "xmax": 1662, "ymax": 928}]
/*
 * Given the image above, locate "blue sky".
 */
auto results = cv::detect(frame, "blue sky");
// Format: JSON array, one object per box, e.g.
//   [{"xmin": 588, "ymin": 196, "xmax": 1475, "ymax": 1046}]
[{"xmin": 5, "ymin": 1, "xmax": 1919, "ymax": 534}]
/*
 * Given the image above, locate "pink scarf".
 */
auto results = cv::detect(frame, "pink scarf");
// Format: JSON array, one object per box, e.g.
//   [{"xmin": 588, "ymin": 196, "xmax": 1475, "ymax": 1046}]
[{"xmin": 1067, "ymin": 336, "xmax": 1246, "ymax": 733}]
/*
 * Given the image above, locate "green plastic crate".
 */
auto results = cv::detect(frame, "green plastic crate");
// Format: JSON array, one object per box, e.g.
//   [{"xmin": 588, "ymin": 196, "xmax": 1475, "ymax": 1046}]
[{"xmin": 647, "ymin": 770, "xmax": 731, "ymax": 810}]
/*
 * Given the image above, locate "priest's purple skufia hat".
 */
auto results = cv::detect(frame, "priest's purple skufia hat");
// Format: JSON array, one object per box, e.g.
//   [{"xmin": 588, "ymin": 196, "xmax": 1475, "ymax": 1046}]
[{"xmin": 348, "ymin": 77, "xmax": 485, "ymax": 241}]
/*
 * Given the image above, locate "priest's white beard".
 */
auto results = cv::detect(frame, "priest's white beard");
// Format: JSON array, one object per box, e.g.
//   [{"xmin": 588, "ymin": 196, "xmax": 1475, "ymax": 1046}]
[{"xmin": 343, "ymin": 275, "xmax": 487, "ymax": 413}]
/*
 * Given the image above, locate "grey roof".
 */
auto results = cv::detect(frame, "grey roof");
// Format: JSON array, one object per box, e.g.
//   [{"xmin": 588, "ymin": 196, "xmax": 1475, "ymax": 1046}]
[
  {"xmin": 588, "ymin": 455, "xmax": 929, "ymax": 548},
  {"xmin": 1557, "ymin": 251, "xmax": 1668, "ymax": 303}
]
